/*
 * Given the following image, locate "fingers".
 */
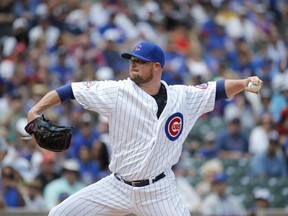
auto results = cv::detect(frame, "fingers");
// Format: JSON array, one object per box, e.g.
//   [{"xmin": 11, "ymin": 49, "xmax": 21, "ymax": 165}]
[
  {"xmin": 249, "ymin": 76, "xmax": 263, "ymax": 86},
  {"xmin": 245, "ymin": 76, "xmax": 263, "ymax": 94}
]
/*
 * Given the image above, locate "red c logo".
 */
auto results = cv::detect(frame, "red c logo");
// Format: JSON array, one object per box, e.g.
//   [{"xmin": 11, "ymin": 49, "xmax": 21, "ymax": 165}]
[{"xmin": 165, "ymin": 113, "xmax": 183, "ymax": 141}]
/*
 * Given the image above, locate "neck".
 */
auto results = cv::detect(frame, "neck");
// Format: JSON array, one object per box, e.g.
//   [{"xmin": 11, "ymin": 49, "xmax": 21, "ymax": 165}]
[{"xmin": 140, "ymin": 82, "xmax": 161, "ymax": 95}]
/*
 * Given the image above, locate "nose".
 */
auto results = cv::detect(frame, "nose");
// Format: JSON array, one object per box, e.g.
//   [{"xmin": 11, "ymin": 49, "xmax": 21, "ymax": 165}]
[{"xmin": 131, "ymin": 60, "xmax": 136, "ymax": 68}]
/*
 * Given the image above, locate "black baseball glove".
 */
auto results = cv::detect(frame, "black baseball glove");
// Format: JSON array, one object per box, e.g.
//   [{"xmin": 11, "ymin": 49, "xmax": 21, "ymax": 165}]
[{"xmin": 25, "ymin": 114, "xmax": 73, "ymax": 152}]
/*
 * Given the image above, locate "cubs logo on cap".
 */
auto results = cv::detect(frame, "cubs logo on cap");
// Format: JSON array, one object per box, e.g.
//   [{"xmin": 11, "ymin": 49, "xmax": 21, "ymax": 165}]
[
  {"xmin": 165, "ymin": 112, "xmax": 183, "ymax": 141},
  {"xmin": 135, "ymin": 44, "xmax": 142, "ymax": 51}
]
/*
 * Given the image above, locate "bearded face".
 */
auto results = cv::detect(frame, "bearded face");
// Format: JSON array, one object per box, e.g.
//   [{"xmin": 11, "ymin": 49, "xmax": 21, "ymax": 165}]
[{"xmin": 129, "ymin": 58, "xmax": 155, "ymax": 85}]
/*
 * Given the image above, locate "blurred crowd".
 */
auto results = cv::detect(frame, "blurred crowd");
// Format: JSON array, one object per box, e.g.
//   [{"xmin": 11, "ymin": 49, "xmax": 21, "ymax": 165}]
[{"xmin": 1, "ymin": 0, "xmax": 288, "ymax": 215}]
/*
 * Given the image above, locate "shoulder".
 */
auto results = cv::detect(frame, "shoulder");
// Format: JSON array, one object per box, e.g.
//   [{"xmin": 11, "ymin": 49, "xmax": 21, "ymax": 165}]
[
  {"xmin": 164, "ymin": 83, "xmax": 191, "ymax": 96},
  {"xmin": 71, "ymin": 79, "xmax": 129, "ymax": 91},
  {"xmin": 99, "ymin": 79, "xmax": 134, "ymax": 89},
  {"xmin": 167, "ymin": 81, "xmax": 216, "ymax": 92}
]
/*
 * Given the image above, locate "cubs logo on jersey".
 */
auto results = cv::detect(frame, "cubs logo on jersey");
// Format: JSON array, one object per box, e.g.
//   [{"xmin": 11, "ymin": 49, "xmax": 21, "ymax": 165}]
[
  {"xmin": 195, "ymin": 83, "xmax": 209, "ymax": 89},
  {"xmin": 165, "ymin": 112, "xmax": 183, "ymax": 141},
  {"xmin": 83, "ymin": 81, "xmax": 96, "ymax": 90}
]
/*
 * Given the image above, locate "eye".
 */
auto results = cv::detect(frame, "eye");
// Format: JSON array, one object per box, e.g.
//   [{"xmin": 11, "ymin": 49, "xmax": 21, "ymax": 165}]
[{"xmin": 131, "ymin": 59, "xmax": 148, "ymax": 64}]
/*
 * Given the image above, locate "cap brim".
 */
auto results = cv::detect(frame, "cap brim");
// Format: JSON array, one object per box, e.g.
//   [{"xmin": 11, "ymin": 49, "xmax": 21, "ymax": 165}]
[{"xmin": 121, "ymin": 52, "xmax": 151, "ymax": 62}]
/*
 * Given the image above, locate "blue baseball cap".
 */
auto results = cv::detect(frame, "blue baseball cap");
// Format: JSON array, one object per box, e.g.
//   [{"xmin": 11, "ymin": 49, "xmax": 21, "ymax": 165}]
[{"xmin": 121, "ymin": 41, "xmax": 165, "ymax": 68}]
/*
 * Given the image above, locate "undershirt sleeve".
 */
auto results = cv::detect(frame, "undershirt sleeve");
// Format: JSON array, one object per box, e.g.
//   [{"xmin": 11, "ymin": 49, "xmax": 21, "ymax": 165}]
[
  {"xmin": 215, "ymin": 80, "xmax": 227, "ymax": 101},
  {"xmin": 56, "ymin": 84, "xmax": 75, "ymax": 102}
]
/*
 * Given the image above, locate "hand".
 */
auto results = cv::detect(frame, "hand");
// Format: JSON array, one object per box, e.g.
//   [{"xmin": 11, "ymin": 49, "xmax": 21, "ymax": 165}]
[
  {"xmin": 26, "ymin": 110, "xmax": 41, "ymax": 143},
  {"xmin": 27, "ymin": 109, "xmax": 41, "ymax": 123},
  {"xmin": 245, "ymin": 76, "xmax": 263, "ymax": 94}
]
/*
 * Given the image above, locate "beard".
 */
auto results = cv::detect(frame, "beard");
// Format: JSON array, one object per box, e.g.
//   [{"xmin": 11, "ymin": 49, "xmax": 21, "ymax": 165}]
[{"xmin": 130, "ymin": 68, "xmax": 154, "ymax": 85}]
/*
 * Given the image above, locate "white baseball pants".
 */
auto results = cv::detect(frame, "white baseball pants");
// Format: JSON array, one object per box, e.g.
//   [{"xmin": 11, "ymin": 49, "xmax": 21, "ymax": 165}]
[{"xmin": 48, "ymin": 170, "xmax": 190, "ymax": 216}]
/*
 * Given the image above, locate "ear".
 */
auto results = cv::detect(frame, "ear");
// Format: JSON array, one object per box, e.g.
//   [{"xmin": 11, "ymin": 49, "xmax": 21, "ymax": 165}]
[{"xmin": 154, "ymin": 62, "xmax": 162, "ymax": 72}]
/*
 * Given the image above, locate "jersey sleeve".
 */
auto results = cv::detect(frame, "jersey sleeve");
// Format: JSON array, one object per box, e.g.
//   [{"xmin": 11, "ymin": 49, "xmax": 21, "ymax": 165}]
[
  {"xmin": 71, "ymin": 80, "xmax": 119, "ymax": 117},
  {"xmin": 186, "ymin": 81, "xmax": 216, "ymax": 117}
]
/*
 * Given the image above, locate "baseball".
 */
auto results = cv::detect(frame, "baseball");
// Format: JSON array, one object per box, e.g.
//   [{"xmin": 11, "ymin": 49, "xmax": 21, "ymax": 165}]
[{"xmin": 248, "ymin": 82, "xmax": 261, "ymax": 92}]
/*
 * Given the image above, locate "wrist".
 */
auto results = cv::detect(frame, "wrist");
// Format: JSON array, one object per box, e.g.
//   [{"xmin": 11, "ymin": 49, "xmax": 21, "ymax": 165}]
[
  {"xmin": 243, "ymin": 78, "xmax": 250, "ymax": 88},
  {"xmin": 27, "ymin": 109, "xmax": 41, "ymax": 123}
]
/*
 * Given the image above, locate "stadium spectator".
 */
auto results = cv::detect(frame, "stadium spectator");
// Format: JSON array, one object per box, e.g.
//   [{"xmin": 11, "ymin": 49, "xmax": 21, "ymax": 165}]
[
  {"xmin": 28, "ymin": 3, "xmax": 60, "ymax": 49},
  {"xmin": 223, "ymin": 92, "xmax": 256, "ymax": 132},
  {"xmin": 162, "ymin": 40, "xmax": 189, "ymax": 85},
  {"xmin": 174, "ymin": 169, "xmax": 201, "ymax": 213},
  {"xmin": 98, "ymin": 9, "xmax": 126, "ymax": 44},
  {"xmin": 249, "ymin": 112, "xmax": 275, "ymax": 155},
  {"xmin": 270, "ymin": 82, "xmax": 288, "ymax": 122},
  {"xmin": 23, "ymin": 179, "xmax": 46, "ymax": 210},
  {"xmin": 1, "ymin": 89, "xmax": 26, "ymax": 145},
  {"xmin": 249, "ymin": 130, "xmax": 287, "ymax": 177},
  {"xmin": 26, "ymin": 83, "xmax": 49, "ymax": 112},
  {"xmin": 200, "ymin": 172, "xmax": 246, "ymax": 216},
  {"xmin": 226, "ymin": 37, "xmax": 255, "ymax": 78},
  {"xmin": 12, "ymin": 0, "xmax": 39, "ymax": 24},
  {"xmin": 247, "ymin": 188, "xmax": 271, "ymax": 216},
  {"xmin": 0, "ymin": 0, "xmax": 15, "ymax": 36},
  {"xmin": 78, "ymin": 145, "xmax": 100, "ymax": 185},
  {"xmin": 12, "ymin": 17, "xmax": 30, "ymax": 47},
  {"xmin": 237, "ymin": 7, "xmax": 259, "ymax": 45},
  {"xmin": 186, "ymin": 48, "xmax": 211, "ymax": 83},
  {"xmin": 49, "ymin": 46, "xmax": 74, "ymax": 85},
  {"xmin": 99, "ymin": 33, "xmax": 128, "ymax": 79},
  {"xmin": 195, "ymin": 158, "xmax": 224, "ymax": 200},
  {"xmin": 255, "ymin": 87, "xmax": 274, "ymax": 119},
  {"xmin": 43, "ymin": 159, "xmax": 85, "ymax": 208},
  {"xmin": 214, "ymin": 0, "xmax": 242, "ymax": 39},
  {"xmin": 0, "ymin": 136, "xmax": 8, "ymax": 165},
  {"xmin": 266, "ymin": 30, "xmax": 287, "ymax": 71},
  {"xmin": 35, "ymin": 151, "xmax": 60, "ymax": 193},
  {"xmin": 276, "ymin": 107, "xmax": 288, "ymax": 172},
  {"xmin": 0, "ymin": 165, "xmax": 25, "ymax": 208},
  {"xmin": 276, "ymin": 107, "xmax": 288, "ymax": 136},
  {"xmin": 215, "ymin": 117, "xmax": 250, "ymax": 159},
  {"xmin": 67, "ymin": 112, "xmax": 100, "ymax": 160},
  {"xmin": 91, "ymin": 141, "xmax": 111, "ymax": 181},
  {"xmin": 196, "ymin": 131, "xmax": 218, "ymax": 159},
  {"xmin": 2, "ymin": 0, "xmax": 288, "ymax": 212},
  {"xmin": 11, "ymin": 117, "xmax": 43, "ymax": 183}
]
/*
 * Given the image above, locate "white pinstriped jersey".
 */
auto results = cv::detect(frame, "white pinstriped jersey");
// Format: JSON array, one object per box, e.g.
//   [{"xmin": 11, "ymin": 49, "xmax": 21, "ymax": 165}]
[{"xmin": 71, "ymin": 79, "xmax": 216, "ymax": 181}]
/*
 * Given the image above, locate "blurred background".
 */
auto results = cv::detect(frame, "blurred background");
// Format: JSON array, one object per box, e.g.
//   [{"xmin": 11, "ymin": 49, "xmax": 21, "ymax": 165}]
[{"xmin": 0, "ymin": 0, "xmax": 288, "ymax": 215}]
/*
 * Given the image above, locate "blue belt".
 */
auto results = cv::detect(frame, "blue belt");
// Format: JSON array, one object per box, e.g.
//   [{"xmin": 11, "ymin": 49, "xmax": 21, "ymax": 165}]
[{"xmin": 114, "ymin": 172, "xmax": 165, "ymax": 187}]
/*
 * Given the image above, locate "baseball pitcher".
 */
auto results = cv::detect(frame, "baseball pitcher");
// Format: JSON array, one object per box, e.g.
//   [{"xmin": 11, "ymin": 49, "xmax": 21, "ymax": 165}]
[{"xmin": 26, "ymin": 41, "xmax": 262, "ymax": 216}]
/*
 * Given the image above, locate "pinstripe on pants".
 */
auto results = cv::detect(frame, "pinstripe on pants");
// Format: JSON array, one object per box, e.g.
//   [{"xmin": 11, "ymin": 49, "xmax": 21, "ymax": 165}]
[{"xmin": 48, "ymin": 170, "xmax": 190, "ymax": 216}]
